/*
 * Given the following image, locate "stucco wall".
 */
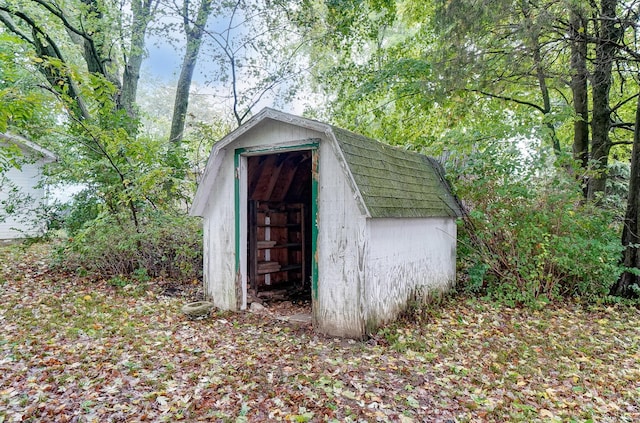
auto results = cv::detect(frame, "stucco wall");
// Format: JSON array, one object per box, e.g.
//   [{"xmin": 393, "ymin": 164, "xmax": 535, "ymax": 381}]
[{"xmin": 364, "ymin": 217, "xmax": 457, "ymax": 331}]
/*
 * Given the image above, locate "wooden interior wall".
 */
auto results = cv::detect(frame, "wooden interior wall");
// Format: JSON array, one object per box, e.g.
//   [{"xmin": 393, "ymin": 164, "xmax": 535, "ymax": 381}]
[{"xmin": 247, "ymin": 151, "xmax": 311, "ymax": 203}]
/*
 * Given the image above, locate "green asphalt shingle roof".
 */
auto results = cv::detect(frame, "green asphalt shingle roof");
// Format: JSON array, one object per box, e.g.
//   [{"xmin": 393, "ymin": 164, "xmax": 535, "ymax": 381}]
[{"xmin": 331, "ymin": 127, "xmax": 462, "ymax": 219}]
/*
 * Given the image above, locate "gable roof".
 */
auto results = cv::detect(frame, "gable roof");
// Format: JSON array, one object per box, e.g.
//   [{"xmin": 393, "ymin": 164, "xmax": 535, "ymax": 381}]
[{"xmin": 191, "ymin": 108, "xmax": 461, "ymax": 219}]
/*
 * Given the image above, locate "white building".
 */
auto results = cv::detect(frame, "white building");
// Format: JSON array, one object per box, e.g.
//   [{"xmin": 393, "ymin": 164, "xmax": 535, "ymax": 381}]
[
  {"xmin": 1, "ymin": 133, "xmax": 56, "ymax": 240},
  {"xmin": 191, "ymin": 108, "xmax": 461, "ymax": 338}
]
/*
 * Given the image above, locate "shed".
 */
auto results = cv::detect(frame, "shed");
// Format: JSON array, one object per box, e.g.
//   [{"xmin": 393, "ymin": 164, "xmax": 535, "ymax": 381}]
[
  {"xmin": 0, "ymin": 133, "xmax": 56, "ymax": 240},
  {"xmin": 191, "ymin": 108, "xmax": 461, "ymax": 338}
]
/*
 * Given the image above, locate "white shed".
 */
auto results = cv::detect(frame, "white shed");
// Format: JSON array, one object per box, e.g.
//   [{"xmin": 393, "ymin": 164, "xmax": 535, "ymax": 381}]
[
  {"xmin": 191, "ymin": 108, "xmax": 461, "ymax": 338},
  {"xmin": 1, "ymin": 133, "xmax": 56, "ymax": 240}
]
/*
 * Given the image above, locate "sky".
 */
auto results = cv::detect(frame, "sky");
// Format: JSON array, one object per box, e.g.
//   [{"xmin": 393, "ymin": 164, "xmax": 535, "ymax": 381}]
[
  {"xmin": 143, "ymin": 41, "xmax": 182, "ymax": 82},
  {"xmin": 139, "ymin": 10, "xmax": 316, "ymax": 117}
]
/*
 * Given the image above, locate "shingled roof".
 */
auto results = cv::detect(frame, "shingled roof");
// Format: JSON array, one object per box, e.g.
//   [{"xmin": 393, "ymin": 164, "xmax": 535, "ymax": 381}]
[
  {"xmin": 191, "ymin": 108, "xmax": 461, "ymax": 219},
  {"xmin": 330, "ymin": 127, "xmax": 461, "ymax": 218}
]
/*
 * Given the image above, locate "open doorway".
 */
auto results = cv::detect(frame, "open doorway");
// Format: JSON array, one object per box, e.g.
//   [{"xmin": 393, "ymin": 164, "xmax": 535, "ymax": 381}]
[{"xmin": 246, "ymin": 150, "xmax": 313, "ymax": 314}]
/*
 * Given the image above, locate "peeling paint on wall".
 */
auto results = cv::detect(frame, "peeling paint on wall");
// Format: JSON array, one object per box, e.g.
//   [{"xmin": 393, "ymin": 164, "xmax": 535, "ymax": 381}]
[{"xmin": 364, "ymin": 217, "xmax": 457, "ymax": 330}]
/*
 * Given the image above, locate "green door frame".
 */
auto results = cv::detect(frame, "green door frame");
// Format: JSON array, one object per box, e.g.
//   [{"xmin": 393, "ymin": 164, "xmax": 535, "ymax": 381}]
[{"xmin": 234, "ymin": 141, "xmax": 319, "ymax": 309}]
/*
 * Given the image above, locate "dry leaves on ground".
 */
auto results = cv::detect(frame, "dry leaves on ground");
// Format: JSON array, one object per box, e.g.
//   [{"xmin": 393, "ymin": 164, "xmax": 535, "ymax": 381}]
[{"xmin": 1, "ymin": 244, "xmax": 639, "ymax": 422}]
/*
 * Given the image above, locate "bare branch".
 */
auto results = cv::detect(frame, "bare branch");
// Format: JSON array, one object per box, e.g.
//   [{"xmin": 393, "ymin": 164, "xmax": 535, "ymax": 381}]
[
  {"xmin": 612, "ymin": 93, "xmax": 640, "ymax": 113},
  {"xmin": 468, "ymin": 89, "xmax": 546, "ymax": 114},
  {"xmin": 611, "ymin": 140, "xmax": 634, "ymax": 146}
]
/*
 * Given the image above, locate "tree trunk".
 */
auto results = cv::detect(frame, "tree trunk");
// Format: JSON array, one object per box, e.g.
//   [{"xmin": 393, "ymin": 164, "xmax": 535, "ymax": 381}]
[
  {"xmin": 120, "ymin": 0, "xmax": 156, "ymax": 121},
  {"xmin": 569, "ymin": 7, "xmax": 589, "ymax": 172},
  {"xmin": 169, "ymin": 0, "xmax": 213, "ymax": 145},
  {"xmin": 521, "ymin": 0, "xmax": 560, "ymax": 156},
  {"xmin": 587, "ymin": 0, "xmax": 621, "ymax": 200},
  {"xmin": 611, "ymin": 90, "xmax": 640, "ymax": 298}
]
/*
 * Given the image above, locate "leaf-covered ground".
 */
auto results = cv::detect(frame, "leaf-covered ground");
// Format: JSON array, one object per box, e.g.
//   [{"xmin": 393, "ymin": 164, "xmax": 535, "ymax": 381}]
[{"xmin": 1, "ymin": 244, "xmax": 639, "ymax": 422}]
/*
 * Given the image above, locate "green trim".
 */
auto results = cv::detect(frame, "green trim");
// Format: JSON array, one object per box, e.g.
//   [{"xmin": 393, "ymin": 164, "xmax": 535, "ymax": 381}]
[
  {"xmin": 234, "ymin": 142, "xmax": 320, "ymax": 300},
  {"xmin": 240, "ymin": 140, "xmax": 319, "ymax": 155},
  {"xmin": 234, "ymin": 149, "xmax": 242, "ymax": 272},
  {"xmin": 311, "ymin": 149, "xmax": 319, "ymax": 300}
]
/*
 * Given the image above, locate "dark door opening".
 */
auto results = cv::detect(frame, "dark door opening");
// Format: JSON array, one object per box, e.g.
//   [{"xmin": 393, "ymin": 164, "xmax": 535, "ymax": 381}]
[{"xmin": 246, "ymin": 150, "xmax": 313, "ymax": 307}]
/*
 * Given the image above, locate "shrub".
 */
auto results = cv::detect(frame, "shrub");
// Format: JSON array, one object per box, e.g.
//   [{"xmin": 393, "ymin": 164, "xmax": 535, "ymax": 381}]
[
  {"xmin": 55, "ymin": 211, "xmax": 202, "ymax": 282},
  {"xmin": 58, "ymin": 189, "xmax": 101, "ymax": 236},
  {"xmin": 454, "ymin": 143, "xmax": 624, "ymax": 305}
]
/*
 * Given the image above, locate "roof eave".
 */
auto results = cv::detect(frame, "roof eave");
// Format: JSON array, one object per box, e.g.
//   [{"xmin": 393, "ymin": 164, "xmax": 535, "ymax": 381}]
[
  {"xmin": 0, "ymin": 132, "xmax": 57, "ymax": 161},
  {"xmin": 324, "ymin": 127, "xmax": 372, "ymax": 218}
]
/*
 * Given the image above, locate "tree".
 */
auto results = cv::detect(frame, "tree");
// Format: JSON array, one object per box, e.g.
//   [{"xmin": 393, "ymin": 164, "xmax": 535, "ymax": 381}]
[
  {"xmin": 587, "ymin": 0, "xmax": 625, "ymax": 199},
  {"xmin": 0, "ymin": 0, "xmax": 165, "ymax": 228},
  {"xmin": 168, "ymin": 0, "xmax": 213, "ymax": 146},
  {"xmin": 605, "ymin": 1, "xmax": 640, "ymax": 297},
  {"xmin": 569, "ymin": 6, "xmax": 589, "ymax": 172},
  {"xmin": 310, "ymin": 0, "xmax": 640, "ymax": 201},
  {"xmin": 612, "ymin": 91, "xmax": 640, "ymax": 297},
  {"xmin": 299, "ymin": 0, "xmax": 638, "ymax": 300},
  {"xmin": 196, "ymin": 0, "xmax": 315, "ymax": 126},
  {"xmin": 299, "ymin": 0, "xmax": 576, "ymax": 155},
  {"xmin": 0, "ymin": 31, "xmax": 60, "ymax": 170},
  {"xmin": 0, "ymin": 0, "xmax": 156, "ymax": 122}
]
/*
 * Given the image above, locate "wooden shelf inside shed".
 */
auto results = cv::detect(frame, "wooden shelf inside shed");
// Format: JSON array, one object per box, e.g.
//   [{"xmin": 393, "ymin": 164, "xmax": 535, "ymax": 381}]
[{"xmin": 248, "ymin": 201, "xmax": 306, "ymax": 291}]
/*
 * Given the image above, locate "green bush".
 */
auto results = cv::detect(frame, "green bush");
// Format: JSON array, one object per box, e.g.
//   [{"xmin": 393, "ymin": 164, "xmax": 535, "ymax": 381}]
[
  {"xmin": 58, "ymin": 189, "xmax": 101, "ymax": 236},
  {"xmin": 454, "ymin": 144, "xmax": 624, "ymax": 305},
  {"xmin": 55, "ymin": 211, "xmax": 202, "ymax": 282}
]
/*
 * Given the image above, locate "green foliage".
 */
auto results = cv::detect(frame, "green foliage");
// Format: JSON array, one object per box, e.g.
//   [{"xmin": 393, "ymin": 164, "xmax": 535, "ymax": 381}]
[
  {"xmin": 603, "ymin": 160, "xmax": 630, "ymax": 215},
  {"xmin": 0, "ymin": 1, "xmax": 187, "ymax": 231},
  {"xmin": 0, "ymin": 4, "xmax": 207, "ymax": 290},
  {"xmin": 0, "ymin": 34, "xmax": 60, "ymax": 140},
  {"xmin": 456, "ymin": 143, "xmax": 624, "ymax": 305},
  {"xmin": 302, "ymin": 0, "xmax": 640, "ymax": 304},
  {"xmin": 56, "ymin": 212, "xmax": 203, "ymax": 282},
  {"xmin": 107, "ymin": 275, "xmax": 130, "ymax": 288},
  {"xmin": 48, "ymin": 75, "xmax": 191, "ymax": 227},
  {"xmin": 0, "ymin": 144, "xmax": 22, "ymax": 174},
  {"xmin": 325, "ymin": 0, "xmax": 397, "ymax": 42},
  {"xmin": 56, "ymin": 190, "xmax": 101, "ymax": 236},
  {"xmin": 0, "ymin": 176, "xmax": 32, "ymax": 221}
]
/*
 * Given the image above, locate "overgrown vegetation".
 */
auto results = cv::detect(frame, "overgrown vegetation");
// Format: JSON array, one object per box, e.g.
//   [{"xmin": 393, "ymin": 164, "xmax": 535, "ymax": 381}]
[
  {"xmin": 452, "ymin": 144, "xmax": 626, "ymax": 305},
  {"xmin": 54, "ymin": 212, "xmax": 202, "ymax": 282},
  {"xmin": 0, "ymin": 0, "xmax": 306, "ymax": 285},
  {"xmin": 301, "ymin": 0, "xmax": 640, "ymax": 301},
  {"xmin": 3, "ymin": 0, "xmax": 640, "ymax": 304}
]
